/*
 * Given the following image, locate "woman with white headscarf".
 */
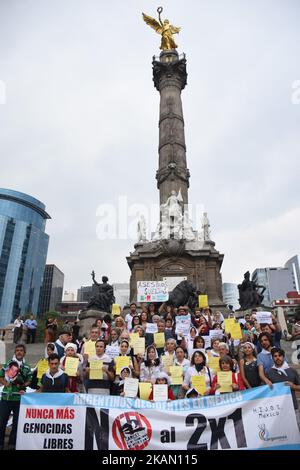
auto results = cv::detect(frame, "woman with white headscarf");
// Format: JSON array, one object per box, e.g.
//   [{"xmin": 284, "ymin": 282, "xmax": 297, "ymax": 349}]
[
  {"xmin": 59, "ymin": 343, "xmax": 83, "ymax": 392},
  {"xmin": 140, "ymin": 345, "xmax": 162, "ymax": 384}
]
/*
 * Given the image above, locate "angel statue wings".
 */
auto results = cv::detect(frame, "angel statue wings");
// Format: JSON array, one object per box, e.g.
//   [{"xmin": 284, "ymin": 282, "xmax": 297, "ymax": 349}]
[{"xmin": 142, "ymin": 7, "xmax": 181, "ymax": 51}]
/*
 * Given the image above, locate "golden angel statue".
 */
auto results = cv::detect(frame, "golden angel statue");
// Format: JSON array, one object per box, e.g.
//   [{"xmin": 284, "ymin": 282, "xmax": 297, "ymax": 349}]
[{"xmin": 142, "ymin": 7, "xmax": 181, "ymax": 51}]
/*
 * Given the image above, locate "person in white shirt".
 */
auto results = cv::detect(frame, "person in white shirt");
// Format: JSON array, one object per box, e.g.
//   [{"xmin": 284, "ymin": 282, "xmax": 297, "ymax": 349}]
[
  {"xmin": 183, "ymin": 350, "xmax": 213, "ymax": 394},
  {"xmin": 13, "ymin": 316, "xmax": 23, "ymax": 344},
  {"xmin": 125, "ymin": 303, "xmax": 138, "ymax": 332}
]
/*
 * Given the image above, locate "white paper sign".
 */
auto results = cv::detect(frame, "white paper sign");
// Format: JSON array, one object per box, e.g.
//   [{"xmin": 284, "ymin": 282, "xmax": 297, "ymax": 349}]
[
  {"xmin": 146, "ymin": 323, "xmax": 158, "ymax": 334},
  {"xmin": 153, "ymin": 384, "xmax": 168, "ymax": 402},
  {"xmin": 256, "ymin": 311, "xmax": 272, "ymax": 324},
  {"xmin": 124, "ymin": 378, "xmax": 139, "ymax": 398},
  {"xmin": 175, "ymin": 314, "xmax": 191, "ymax": 337},
  {"xmin": 209, "ymin": 329, "xmax": 223, "ymax": 340},
  {"xmin": 137, "ymin": 281, "xmax": 169, "ymax": 302},
  {"xmin": 105, "ymin": 345, "xmax": 120, "ymax": 360}
]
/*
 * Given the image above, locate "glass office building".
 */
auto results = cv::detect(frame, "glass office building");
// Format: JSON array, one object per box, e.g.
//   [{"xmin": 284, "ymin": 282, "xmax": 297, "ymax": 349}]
[{"xmin": 0, "ymin": 188, "xmax": 50, "ymax": 326}]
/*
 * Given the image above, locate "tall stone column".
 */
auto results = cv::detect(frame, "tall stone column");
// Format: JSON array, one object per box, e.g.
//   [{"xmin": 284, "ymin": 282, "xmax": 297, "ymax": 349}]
[{"xmin": 153, "ymin": 50, "xmax": 190, "ymax": 207}]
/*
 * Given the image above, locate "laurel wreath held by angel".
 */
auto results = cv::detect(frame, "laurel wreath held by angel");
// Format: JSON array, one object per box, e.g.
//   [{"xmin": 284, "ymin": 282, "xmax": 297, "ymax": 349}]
[{"xmin": 142, "ymin": 7, "xmax": 181, "ymax": 51}]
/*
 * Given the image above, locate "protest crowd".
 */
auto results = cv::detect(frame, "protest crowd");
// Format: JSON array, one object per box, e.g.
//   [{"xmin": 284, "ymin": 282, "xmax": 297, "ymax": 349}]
[{"xmin": 1, "ymin": 303, "xmax": 300, "ymax": 449}]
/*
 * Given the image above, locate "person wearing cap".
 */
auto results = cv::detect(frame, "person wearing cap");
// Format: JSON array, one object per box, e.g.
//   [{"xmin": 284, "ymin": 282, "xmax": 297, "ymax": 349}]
[
  {"xmin": 239, "ymin": 342, "xmax": 260, "ymax": 388},
  {"xmin": 59, "ymin": 343, "xmax": 84, "ymax": 392},
  {"xmin": 55, "ymin": 330, "xmax": 72, "ymax": 359},
  {"xmin": 183, "ymin": 350, "xmax": 213, "ymax": 395},
  {"xmin": 148, "ymin": 372, "xmax": 175, "ymax": 401}
]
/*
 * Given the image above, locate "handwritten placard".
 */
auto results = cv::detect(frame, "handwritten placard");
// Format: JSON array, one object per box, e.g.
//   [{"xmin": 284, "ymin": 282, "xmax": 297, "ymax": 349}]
[
  {"xmin": 89, "ymin": 360, "xmax": 103, "ymax": 380},
  {"xmin": 153, "ymin": 384, "xmax": 168, "ymax": 401},
  {"xmin": 65, "ymin": 357, "xmax": 79, "ymax": 377},
  {"xmin": 137, "ymin": 281, "xmax": 169, "ymax": 302},
  {"xmin": 146, "ymin": 323, "xmax": 158, "ymax": 334},
  {"xmin": 198, "ymin": 295, "xmax": 208, "ymax": 308},
  {"xmin": 217, "ymin": 371, "xmax": 232, "ymax": 393},
  {"xmin": 115, "ymin": 356, "xmax": 130, "ymax": 375},
  {"xmin": 124, "ymin": 378, "xmax": 139, "ymax": 398},
  {"xmin": 139, "ymin": 382, "xmax": 152, "ymax": 400},
  {"xmin": 256, "ymin": 311, "xmax": 272, "ymax": 325},
  {"xmin": 36, "ymin": 359, "xmax": 49, "ymax": 379},
  {"xmin": 170, "ymin": 366, "xmax": 183, "ymax": 385},
  {"xmin": 84, "ymin": 340, "xmax": 96, "ymax": 357},
  {"xmin": 133, "ymin": 337, "xmax": 145, "ymax": 355},
  {"xmin": 154, "ymin": 332, "xmax": 165, "ymax": 348},
  {"xmin": 191, "ymin": 375, "xmax": 206, "ymax": 395}
]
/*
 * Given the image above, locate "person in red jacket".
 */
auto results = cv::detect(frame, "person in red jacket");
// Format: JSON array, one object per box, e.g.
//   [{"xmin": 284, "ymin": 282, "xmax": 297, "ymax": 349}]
[
  {"xmin": 149, "ymin": 372, "xmax": 175, "ymax": 401},
  {"xmin": 210, "ymin": 355, "xmax": 245, "ymax": 394}
]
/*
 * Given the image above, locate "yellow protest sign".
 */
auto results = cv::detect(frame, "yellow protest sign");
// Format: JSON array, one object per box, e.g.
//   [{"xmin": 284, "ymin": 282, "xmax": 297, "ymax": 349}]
[
  {"xmin": 139, "ymin": 382, "xmax": 152, "ymax": 400},
  {"xmin": 217, "ymin": 371, "xmax": 232, "ymax": 393},
  {"xmin": 198, "ymin": 295, "xmax": 208, "ymax": 308},
  {"xmin": 112, "ymin": 304, "xmax": 121, "ymax": 316},
  {"xmin": 224, "ymin": 318, "xmax": 236, "ymax": 333},
  {"xmin": 154, "ymin": 332, "xmax": 165, "ymax": 348},
  {"xmin": 191, "ymin": 375, "xmax": 206, "ymax": 395},
  {"xmin": 65, "ymin": 357, "xmax": 79, "ymax": 377},
  {"xmin": 207, "ymin": 356, "xmax": 220, "ymax": 372},
  {"xmin": 170, "ymin": 366, "xmax": 183, "ymax": 385},
  {"xmin": 36, "ymin": 359, "xmax": 49, "ymax": 379},
  {"xmin": 161, "ymin": 355, "xmax": 174, "ymax": 373},
  {"xmin": 84, "ymin": 340, "xmax": 96, "ymax": 357},
  {"xmin": 230, "ymin": 323, "xmax": 242, "ymax": 340},
  {"xmin": 89, "ymin": 360, "xmax": 103, "ymax": 380},
  {"xmin": 115, "ymin": 356, "xmax": 130, "ymax": 375},
  {"xmin": 129, "ymin": 333, "xmax": 139, "ymax": 347},
  {"xmin": 133, "ymin": 337, "xmax": 145, "ymax": 355}
]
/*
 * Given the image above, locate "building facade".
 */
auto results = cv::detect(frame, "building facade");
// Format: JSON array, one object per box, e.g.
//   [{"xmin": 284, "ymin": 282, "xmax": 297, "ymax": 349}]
[
  {"xmin": 38, "ymin": 264, "xmax": 64, "ymax": 315},
  {"xmin": 222, "ymin": 283, "xmax": 239, "ymax": 311},
  {"xmin": 252, "ymin": 255, "xmax": 300, "ymax": 307},
  {"xmin": 0, "ymin": 188, "xmax": 50, "ymax": 326},
  {"xmin": 77, "ymin": 285, "xmax": 93, "ymax": 302}
]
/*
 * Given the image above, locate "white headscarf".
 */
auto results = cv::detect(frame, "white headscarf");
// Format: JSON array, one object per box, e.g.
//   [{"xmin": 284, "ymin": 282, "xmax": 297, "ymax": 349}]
[{"xmin": 155, "ymin": 371, "xmax": 171, "ymax": 386}]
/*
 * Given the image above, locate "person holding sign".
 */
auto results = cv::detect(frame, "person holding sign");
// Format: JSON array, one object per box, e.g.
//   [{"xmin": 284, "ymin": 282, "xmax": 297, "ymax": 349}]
[
  {"xmin": 114, "ymin": 367, "xmax": 133, "ymax": 397},
  {"xmin": 39, "ymin": 354, "xmax": 70, "ymax": 393},
  {"xmin": 210, "ymin": 356, "xmax": 245, "ymax": 395},
  {"xmin": 140, "ymin": 346, "xmax": 162, "ymax": 384},
  {"xmin": 182, "ymin": 350, "xmax": 213, "ymax": 395},
  {"xmin": 107, "ymin": 328, "xmax": 120, "ymax": 348},
  {"xmin": 169, "ymin": 346, "xmax": 190, "ymax": 399},
  {"xmin": 149, "ymin": 372, "xmax": 175, "ymax": 401},
  {"xmin": 82, "ymin": 326, "xmax": 99, "ymax": 360},
  {"xmin": 84, "ymin": 339, "xmax": 114, "ymax": 395},
  {"xmin": 164, "ymin": 338, "xmax": 177, "ymax": 359},
  {"xmin": 207, "ymin": 338, "xmax": 221, "ymax": 358},
  {"xmin": 30, "ymin": 342, "xmax": 58, "ymax": 390},
  {"xmin": 60, "ymin": 343, "xmax": 83, "ymax": 392}
]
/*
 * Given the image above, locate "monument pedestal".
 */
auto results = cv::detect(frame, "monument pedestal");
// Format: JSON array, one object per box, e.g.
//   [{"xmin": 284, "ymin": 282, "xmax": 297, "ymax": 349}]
[
  {"xmin": 127, "ymin": 239, "xmax": 224, "ymax": 308},
  {"xmin": 78, "ymin": 309, "xmax": 111, "ymax": 338}
]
